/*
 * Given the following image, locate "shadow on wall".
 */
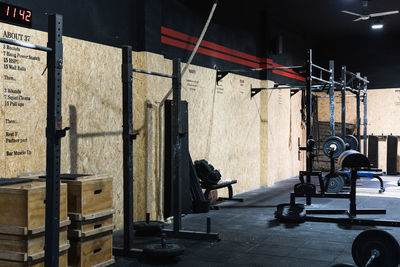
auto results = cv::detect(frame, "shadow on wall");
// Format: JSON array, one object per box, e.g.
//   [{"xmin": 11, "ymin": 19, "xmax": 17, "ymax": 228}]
[{"xmin": 68, "ymin": 105, "xmax": 122, "ymax": 173}]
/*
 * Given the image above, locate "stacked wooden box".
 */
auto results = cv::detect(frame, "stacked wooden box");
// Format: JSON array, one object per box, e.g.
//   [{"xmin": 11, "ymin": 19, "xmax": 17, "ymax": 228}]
[
  {"xmin": 0, "ymin": 179, "xmax": 70, "ymax": 267},
  {"xmin": 60, "ymin": 174, "xmax": 115, "ymax": 267}
]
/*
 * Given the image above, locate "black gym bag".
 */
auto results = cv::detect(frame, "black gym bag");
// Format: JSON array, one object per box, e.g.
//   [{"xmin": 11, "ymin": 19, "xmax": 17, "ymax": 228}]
[{"xmin": 194, "ymin": 159, "xmax": 221, "ymax": 185}]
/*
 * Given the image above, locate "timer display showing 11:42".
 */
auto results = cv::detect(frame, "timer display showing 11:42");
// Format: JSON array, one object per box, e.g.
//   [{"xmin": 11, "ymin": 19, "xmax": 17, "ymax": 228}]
[{"xmin": 0, "ymin": 2, "xmax": 32, "ymax": 27}]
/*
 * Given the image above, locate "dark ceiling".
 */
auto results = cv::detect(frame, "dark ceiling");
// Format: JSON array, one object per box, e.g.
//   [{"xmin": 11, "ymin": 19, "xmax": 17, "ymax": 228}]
[
  {"xmin": 180, "ymin": 0, "xmax": 400, "ymax": 39},
  {"xmin": 178, "ymin": 0, "xmax": 400, "ymax": 88}
]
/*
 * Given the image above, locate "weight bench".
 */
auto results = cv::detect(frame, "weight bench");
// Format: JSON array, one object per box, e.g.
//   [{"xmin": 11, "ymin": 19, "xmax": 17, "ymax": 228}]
[
  {"xmin": 201, "ymin": 180, "xmax": 244, "ymax": 203},
  {"xmin": 339, "ymin": 168, "xmax": 385, "ymax": 193}
]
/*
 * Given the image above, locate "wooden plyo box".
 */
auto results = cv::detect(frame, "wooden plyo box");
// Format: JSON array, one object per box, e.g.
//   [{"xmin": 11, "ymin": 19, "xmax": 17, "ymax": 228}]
[
  {"xmin": 69, "ymin": 214, "xmax": 114, "ymax": 239},
  {"xmin": 0, "ymin": 227, "xmax": 68, "ymax": 262},
  {"xmin": 57, "ymin": 174, "xmax": 113, "ymax": 221},
  {"xmin": 69, "ymin": 231, "xmax": 114, "ymax": 267},
  {"xmin": 0, "ymin": 180, "xmax": 68, "ymax": 235},
  {"xmin": 0, "ymin": 249, "xmax": 68, "ymax": 267}
]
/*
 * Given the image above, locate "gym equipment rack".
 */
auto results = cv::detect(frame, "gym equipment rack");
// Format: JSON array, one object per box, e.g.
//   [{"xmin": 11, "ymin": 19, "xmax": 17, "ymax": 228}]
[
  {"xmin": 114, "ymin": 46, "xmax": 219, "ymax": 259},
  {"xmin": 0, "ymin": 14, "xmax": 66, "ymax": 267}
]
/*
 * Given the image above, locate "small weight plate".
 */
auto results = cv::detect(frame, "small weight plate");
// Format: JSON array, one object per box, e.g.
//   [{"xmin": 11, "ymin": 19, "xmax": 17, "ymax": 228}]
[
  {"xmin": 323, "ymin": 136, "xmax": 346, "ymax": 158},
  {"xmin": 143, "ymin": 243, "xmax": 184, "ymax": 258},
  {"xmin": 323, "ymin": 174, "xmax": 345, "ymax": 193},
  {"xmin": 345, "ymin": 135, "xmax": 359, "ymax": 151},
  {"xmin": 275, "ymin": 203, "xmax": 306, "ymax": 223},
  {"xmin": 352, "ymin": 230, "xmax": 400, "ymax": 267},
  {"xmin": 134, "ymin": 221, "xmax": 164, "ymax": 236},
  {"xmin": 294, "ymin": 183, "xmax": 316, "ymax": 194}
]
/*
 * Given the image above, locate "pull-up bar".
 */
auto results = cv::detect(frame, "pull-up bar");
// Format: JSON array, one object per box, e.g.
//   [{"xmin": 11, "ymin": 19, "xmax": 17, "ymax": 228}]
[
  {"xmin": 0, "ymin": 37, "xmax": 52, "ymax": 52},
  {"xmin": 132, "ymin": 68, "xmax": 175, "ymax": 79},
  {"xmin": 216, "ymin": 65, "xmax": 304, "ymax": 84}
]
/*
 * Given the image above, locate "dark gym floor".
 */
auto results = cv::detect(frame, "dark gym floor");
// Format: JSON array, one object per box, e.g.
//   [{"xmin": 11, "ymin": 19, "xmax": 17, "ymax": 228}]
[{"xmin": 113, "ymin": 175, "xmax": 400, "ymax": 266}]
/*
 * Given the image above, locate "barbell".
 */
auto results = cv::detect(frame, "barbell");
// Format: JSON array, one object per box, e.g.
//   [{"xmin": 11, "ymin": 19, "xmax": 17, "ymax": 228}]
[{"xmin": 322, "ymin": 135, "xmax": 359, "ymax": 158}]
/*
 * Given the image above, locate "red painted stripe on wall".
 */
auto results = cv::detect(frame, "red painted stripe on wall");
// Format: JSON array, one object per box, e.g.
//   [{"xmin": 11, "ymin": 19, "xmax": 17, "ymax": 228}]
[{"xmin": 161, "ymin": 27, "xmax": 305, "ymax": 81}]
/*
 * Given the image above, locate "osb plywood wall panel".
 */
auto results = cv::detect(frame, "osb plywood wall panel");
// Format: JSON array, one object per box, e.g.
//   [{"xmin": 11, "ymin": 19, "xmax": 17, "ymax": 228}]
[
  {"xmin": 0, "ymin": 23, "xmax": 48, "ymax": 177},
  {"xmin": 0, "ymin": 23, "xmax": 306, "ymax": 229},
  {"xmin": 266, "ymin": 88, "xmax": 305, "ymax": 186},
  {"xmin": 365, "ymin": 89, "xmax": 400, "ymax": 173},
  {"xmin": 317, "ymin": 92, "xmax": 358, "ymax": 125},
  {"xmin": 140, "ymin": 53, "xmax": 264, "ymax": 198}
]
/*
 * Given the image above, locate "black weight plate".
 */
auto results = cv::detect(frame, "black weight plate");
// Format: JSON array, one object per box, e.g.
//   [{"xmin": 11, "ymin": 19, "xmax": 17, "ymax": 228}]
[
  {"xmin": 323, "ymin": 136, "xmax": 346, "ymax": 158},
  {"xmin": 323, "ymin": 174, "xmax": 345, "ymax": 193},
  {"xmin": 134, "ymin": 221, "xmax": 164, "ymax": 236},
  {"xmin": 143, "ymin": 243, "xmax": 184, "ymax": 258},
  {"xmin": 345, "ymin": 135, "xmax": 359, "ymax": 151},
  {"xmin": 294, "ymin": 183, "xmax": 316, "ymax": 194},
  {"xmin": 275, "ymin": 203, "xmax": 306, "ymax": 223},
  {"xmin": 352, "ymin": 230, "xmax": 400, "ymax": 267}
]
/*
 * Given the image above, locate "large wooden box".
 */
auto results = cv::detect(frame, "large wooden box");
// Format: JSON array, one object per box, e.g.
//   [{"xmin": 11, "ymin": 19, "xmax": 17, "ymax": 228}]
[
  {"xmin": 0, "ymin": 249, "xmax": 68, "ymax": 267},
  {"xmin": 0, "ymin": 181, "xmax": 68, "ymax": 235},
  {"xmin": 69, "ymin": 214, "xmax": 114, "ymax": 238},
  {"xmin": 0, "ymin": 227, "xmax": 68, "ymax": 261},
  {"xmin": 69, "ymin": 231, "xmax": 114, "ymax": 267},
  {"xmin": 61, "ymin": 174, "xmax": 113, "ymax": 221}
]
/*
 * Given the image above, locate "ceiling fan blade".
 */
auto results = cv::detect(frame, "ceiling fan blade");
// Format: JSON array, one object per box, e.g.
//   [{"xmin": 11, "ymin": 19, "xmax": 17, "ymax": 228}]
[
  {"xmin": 353, "ymin": 18, "xmax": 363, "ymax": 22},
  {"xmin": 369, "ymin": 10, "xmax": 399, "ymax": 18},
  {"xmin": 341, "ymin": 10, "xmax": 362, "ymax": 17}
]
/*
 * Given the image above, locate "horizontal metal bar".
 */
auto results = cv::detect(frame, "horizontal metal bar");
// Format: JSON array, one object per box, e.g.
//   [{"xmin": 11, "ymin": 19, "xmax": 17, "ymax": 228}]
[
  {"xmin": 311, "ymin": 76, "xmax": 331, "ymax": 84},
  {"xmin": 316, "ymin": 95, "xmax": 357, "ymax": 98},
  {"xmin": 132, "ymin": 68, "xmax": 174, "ymax": 78},
  {"xmin": 312, "ymin": 63, "xmax": 331, "ymax": 74},
  {"xmin": 305, "ymin": 216, "xmax": 400, "ymax": 227},
  {"xmin": 217, "ymin": 66, "xmax": 303, "ymax": 73},
  {"xmin": 0, "ymin": 37, "xmax": 52, "ymax": 52},
  {"xmin": 346, "ymin": 70, "xmax": 370, "ymax": 83}
]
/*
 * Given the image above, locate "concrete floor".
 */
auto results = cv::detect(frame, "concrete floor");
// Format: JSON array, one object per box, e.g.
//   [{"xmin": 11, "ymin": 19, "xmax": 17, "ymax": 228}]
[{"xmin": 112, "ymin": 175, "xmax": 400, "ymax": 266}]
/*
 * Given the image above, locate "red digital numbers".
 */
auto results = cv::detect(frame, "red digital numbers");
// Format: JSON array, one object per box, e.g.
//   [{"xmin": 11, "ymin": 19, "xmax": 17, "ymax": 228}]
[
  {"xmin": 19, "ymin": 9, "xmax": 25, "ymax": 20},
  {"xmin": 25, "ymin": 10, "xmax": 31, "ymax": 22},
  {"xmin": 1, "ymin": 3, "xmax": 32, "ymax": 26}
]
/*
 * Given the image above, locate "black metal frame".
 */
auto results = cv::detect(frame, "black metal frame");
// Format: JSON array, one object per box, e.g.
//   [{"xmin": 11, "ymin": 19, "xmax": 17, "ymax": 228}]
[
  {"xmin": 0, "ymin": 14, "xmax": 66, "ymax": 267},
  {"xmin": 114, "ymin": 47, "xmax": 219, "ymax": 258}
]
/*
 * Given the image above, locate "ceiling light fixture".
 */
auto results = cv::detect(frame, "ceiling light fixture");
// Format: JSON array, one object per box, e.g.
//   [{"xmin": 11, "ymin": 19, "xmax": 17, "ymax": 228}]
[{"xmin": 371, "ymin": 19, "xmax": 384, "ymax": 29}]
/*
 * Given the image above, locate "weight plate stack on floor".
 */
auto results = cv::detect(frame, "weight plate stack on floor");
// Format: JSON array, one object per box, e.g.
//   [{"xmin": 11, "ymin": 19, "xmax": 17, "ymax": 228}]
[
  {"xmin": 275, "ymin": 203, "xmax": 306, "ymax": 223},
  {"xmin": 133, "ymin": 213, "xmax": 164, "ymax": 236},
  {"xmin": 143, "ymin": 234, "xmax": 184, "ymax": 262},
  {"xmin": 352, "ymin": 230, "xmax": 400, "ymax": 267}
]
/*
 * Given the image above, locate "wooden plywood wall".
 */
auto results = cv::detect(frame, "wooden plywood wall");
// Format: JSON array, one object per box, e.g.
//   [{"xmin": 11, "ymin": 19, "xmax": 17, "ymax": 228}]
[
  {"xmin": 1, "ymin": 23, "xmax": 306, "ymax": 229},
  {"xmin": 264, "ymin": 87, "xmax": 305, "ymax": 186},
  {"xmin": 318, "ymin": 89, "xmax": 400, "ymax": 173},
  {"xmin": 317, "ymin": 92, "xmax": 358, "ymax": 125}
]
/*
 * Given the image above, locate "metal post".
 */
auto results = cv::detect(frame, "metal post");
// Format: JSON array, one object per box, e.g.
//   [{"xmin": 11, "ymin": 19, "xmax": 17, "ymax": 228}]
[
  {"xmin": 341, "ymin": 66, "xmax": 346, "ymax": 138},
  {"xmin": 172, "ymin": 58, "xmax": 182, "ymax": 232},
  {"xmin": 45, "ymin": 14, "xmax": 63, "ymax": 267},
  {"xmin": 363, "ymin": 77, "xmax": 368, "ymax": 155},
  {"xmin": 329, "ymin": 60, "xmax": 335, "ymax": 136},
  {"xmin": 356, "ymin": 82, "xmax": 361, "ymax": 151},
  {"xmin": 122, "ymin": 46, "xmax": 134, "ymax": 252},
  {"xmin": 306, "ymin": 49, "xmax": 313, "ymax": 173}
]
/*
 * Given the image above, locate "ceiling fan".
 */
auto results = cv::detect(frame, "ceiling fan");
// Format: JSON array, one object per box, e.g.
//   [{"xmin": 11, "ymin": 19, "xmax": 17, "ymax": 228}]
[{"xmin": 341, "ymin": 0, "xmax": 399, "ymax": 22}]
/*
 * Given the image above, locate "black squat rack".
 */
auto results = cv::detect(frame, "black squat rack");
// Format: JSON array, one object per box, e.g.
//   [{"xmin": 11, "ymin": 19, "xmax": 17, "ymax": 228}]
[
  {"xmin": 0, "ymin": 14, "xmax": 67, "ymax": 267},
  {"xmin": 113, "ymin": 46, "xmax": 219, "ymax": 258}
]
